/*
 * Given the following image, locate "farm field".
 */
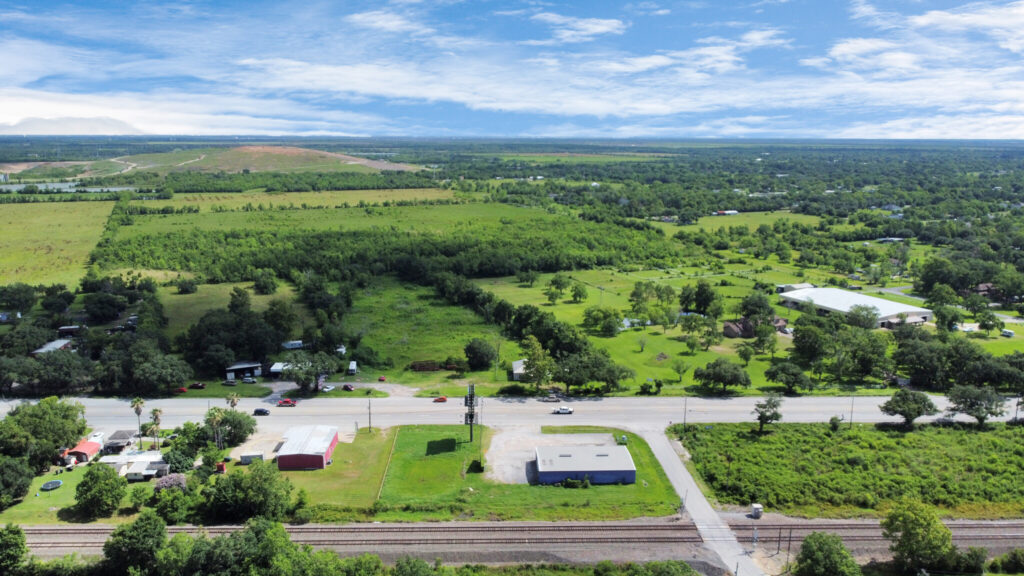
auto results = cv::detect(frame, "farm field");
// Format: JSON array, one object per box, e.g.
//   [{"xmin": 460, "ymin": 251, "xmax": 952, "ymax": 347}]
[
  {"xmin": 475, "ymin": 270, "xmax": 897, "ymax": 396},
  {"xmin": 374, "ymin": 425, "xmax": 677, "ymax": 521},
  {"xmin": 689, "ymin": 211, "xmax": 821, "ymax": 231},
  {"xmin": 130, "ymin": 188, "xmax": 453, "ymax": 212},
  {"xmin": 341, "ymin": 277, "xmax": 522, "ymax": 395},
  {"xmin": 114, "ymin": 202, "xmax": 557, "ymax": 239},
  {"xmin": 114, "ymin": 146, "xmax": 397, "ymax": 174},
  {"xmin": 0, "ymin": 200, "xmax": 114, "ymax": 286},
  {"xmin": 673, "ymin": 422, "xmax": 1024, "ymax": 519}
]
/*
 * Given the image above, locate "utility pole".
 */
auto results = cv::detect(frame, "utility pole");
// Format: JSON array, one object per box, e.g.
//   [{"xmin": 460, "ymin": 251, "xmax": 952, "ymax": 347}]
[
  {"xmin": 683, "ymin": 396, "xmax": 688, "ymax": 428},
  {"xmin": 465, "ymin": 384, "xmax": 476, "ymax": 442},
  {"xmin": 368, "ymin": 399, "xmax": 372, "ymax": 432},
  {"xmin": 849, "ymin": 395, "xmax": 855, "ymax": 428}
]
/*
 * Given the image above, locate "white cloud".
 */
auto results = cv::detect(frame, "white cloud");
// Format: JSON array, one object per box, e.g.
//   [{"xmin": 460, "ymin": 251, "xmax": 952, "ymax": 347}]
[
  {"xmin": 524, "ymin": 12, "xmax": 627, "ymax": 45},
  {"xmin": 625, "ymin": 2, "xmax": 671, "ymax": 16},
  {"xmin": 910, "ymin": 1, "xmax": 1024, "ymax": 53},
  {"xmin": 345, "ymin": 10, "xmax": 432, "ymax": 34},
  {"xmin": 594, "ymin": 54, "xmax": 675, "ymax": 74}
]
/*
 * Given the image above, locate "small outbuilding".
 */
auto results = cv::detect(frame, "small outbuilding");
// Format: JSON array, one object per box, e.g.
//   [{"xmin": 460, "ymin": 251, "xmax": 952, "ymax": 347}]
[
  {"xmin": 67, "ymin": 440, "xmax": 102, "ymax": 463},
  {"xmin": 102, "ymin": 430, "xmax": 137, "ymax": 454},
  {"xmin": 277, "ymin": 425, "xmax": 339, "ymax": 471},
  {"xmin": 225, "ymin": 361, "xmax": 262, "ymax": 381},
  {"xmin": 31, "ymin": 339, "xmax": 73, "ymax": 357},
  {"xmin": 511, "ymin": 359, "xmax": 526, "ymax": 381},
  {"xmin": 535, "ymin": 445, "xmax": 636, "ymax": 485}
]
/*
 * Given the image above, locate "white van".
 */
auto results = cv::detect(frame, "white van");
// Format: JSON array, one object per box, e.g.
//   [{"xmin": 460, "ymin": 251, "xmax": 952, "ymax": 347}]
[
  {"xmin": 1001, "ymin": 329, "xmax": 1015, "ymax": 338},
  {"xmin": 348, "ymin": 360, "xmax": 358, "ymax": 375}
]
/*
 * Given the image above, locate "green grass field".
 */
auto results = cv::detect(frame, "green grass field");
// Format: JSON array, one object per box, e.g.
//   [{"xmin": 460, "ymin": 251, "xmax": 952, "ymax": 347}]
[
  {"xmin": 157, "ymin": 281, "xmax": 310, "ymax": 339},
  {"xmin": 130, "ymin": 188, "xmax": 453, "ymax": 212},
  {"xmin": 372, "ymin": 425, "xmax": 677, "ymax": 521},
  {"xmin": 342, "ymin": 277, "xmax": 522, "ymax": 395},
  {"xmin": 284, "ymin": 427, "xmax": 394, "ymax": 516},
  {"xmin": 116, "ymin": 146, "xmax": 380, "ymax": 174},
  {"xmin": 674, "ymin": 422, "xmax": 1024, "ymax": 519},
  {"xmin": 689, "ymin": 211, "xmax": 821, "ymax": 232},
  {"xmin": 0, "ymin": 464, "xmax": 146, "ymax": 525},
  {"xmin": 0, "ymin": 201, "xmax": 114, "ymax": 286},
  {"xmin": 475, "ymin": 270, "xmax": 896, "ymax": 396},
  {"xmin": 115, "ymin": 203, "xmax": 556, "ymax": 239}
]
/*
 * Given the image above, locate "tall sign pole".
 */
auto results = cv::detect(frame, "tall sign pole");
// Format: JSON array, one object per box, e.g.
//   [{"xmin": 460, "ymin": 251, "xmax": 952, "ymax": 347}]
[{"xmin": 465, "ymin": 384, "xmax": 477, "ymax": 442}]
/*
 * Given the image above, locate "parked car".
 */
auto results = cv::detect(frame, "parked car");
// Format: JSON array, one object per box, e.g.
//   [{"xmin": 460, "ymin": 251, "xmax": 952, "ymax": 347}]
[
  {"xmin": 253, "ymin": 408, "xmax": 270, "ymax": 416},
  {"xmin": 342, "ymin": 384, "xmax": 355, "ymax": 391},
  {"xmin": 174, "ymin": 387, "xmax": 188, "ymax": 394},
  {"xmin": 552, "ymin": 406, "xmax": 574, "ymax": 415},
  {"xmin": 540, "ymin": 394, "xmax": 560, "ymax": 402},
  {"xmin": 378, "ymin": 376, "xmax": 387, "ymax": 382},
  {"xmin": 189, "ymin": 382, "xmax": 206, "ymax": 389},
  {"xmin": 433, "ymin": 396, "xmax": 447, "ymax": 403},
  {"xmin": 322, "ymin": 385, "xmax": 335, "ymax": 392},
  {"xmin": 223, "ymin": 380, "xmax": 237, "ymax": 386},
  {"xmin": 277, "ymin": 399, "xmax": 296, "ymax": 407},
  {"xmin": 242, "ymin": 377, "xmax": 257, "ymax": 384}
]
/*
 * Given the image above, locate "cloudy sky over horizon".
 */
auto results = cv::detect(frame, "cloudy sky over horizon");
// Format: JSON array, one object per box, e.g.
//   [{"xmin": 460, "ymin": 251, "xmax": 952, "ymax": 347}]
[{"xmin": 2, "ymin": 0, "xmax": 1024, "ymax": 138}]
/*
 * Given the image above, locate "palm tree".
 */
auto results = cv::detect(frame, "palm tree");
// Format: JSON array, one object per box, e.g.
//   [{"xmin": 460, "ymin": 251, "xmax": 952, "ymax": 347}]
[
  {"xmin": 131, "ymin": 397, "xmax": 145, "ymax": 442},
  {"xmin": 208, "ymin": 409, "xmax": 224, "ymax": 449},
  {"xmin": 225, "ymin": 393, "xmax": 240, "ymax": 410},
  {"xmin": 149, "ymin": 407, "xmax": 163, "ymax": 450}
]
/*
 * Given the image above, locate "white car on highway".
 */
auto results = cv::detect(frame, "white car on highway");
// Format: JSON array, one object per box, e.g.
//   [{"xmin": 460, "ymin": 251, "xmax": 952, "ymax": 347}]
[{"xmin": 552, "ymin": 406, "xmax": 574, "ymax": 415}]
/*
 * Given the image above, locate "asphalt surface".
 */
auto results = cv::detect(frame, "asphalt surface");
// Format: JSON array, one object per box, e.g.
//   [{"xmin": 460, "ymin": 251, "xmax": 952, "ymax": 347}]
[{"xmin": 3, "ymin": 393, "xmax": 1014, "ymax": 437}]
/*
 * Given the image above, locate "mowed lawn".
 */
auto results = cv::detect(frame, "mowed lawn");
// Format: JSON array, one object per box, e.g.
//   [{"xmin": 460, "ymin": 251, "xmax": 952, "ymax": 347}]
[
  {"xmin": 0, "ymin": 464, "xmax": 147, "ymax": 525},
  {"xmin": 284, "ymin": 427, "xmax": 394, "ymax": 516},
  {"xmin": 0, "ymin": 201, "xmax": 114, "ymax": 286},
  {"xmin": 375, "ymin": 425, "xmax": 678, "ymax": 521},
  {"xmin": 342, "ymin": 278, "xmax": 522, "ymax": 395},
  {"xmin": 130, "ymin": 188, "xmax": 453, "ymax": 212}
]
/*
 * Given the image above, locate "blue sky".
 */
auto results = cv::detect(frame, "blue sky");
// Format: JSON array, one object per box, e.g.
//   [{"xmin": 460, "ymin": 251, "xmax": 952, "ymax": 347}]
[{"xmin": 2, "ymin": 0, "xmax": 1024, "ymax": 137}]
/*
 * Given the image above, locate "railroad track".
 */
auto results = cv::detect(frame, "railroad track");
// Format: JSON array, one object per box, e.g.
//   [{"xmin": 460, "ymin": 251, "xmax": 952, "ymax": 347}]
[
  {"xmin": 729, "ymin": 522, "xmax": 1024, "ymax": 544},
  {"xmin": 24, "ymin": 522, "xmax": 705, "ymax": 549}
]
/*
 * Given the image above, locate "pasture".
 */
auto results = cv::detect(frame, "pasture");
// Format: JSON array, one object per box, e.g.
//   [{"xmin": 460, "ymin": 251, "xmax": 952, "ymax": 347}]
[
  {"xmin": 342, "ymin": 277, "xmax": 522, "ymax": 394},
  {"xmin": 131, "ymin": 188, "xmax": 453, "ymax": 212},
  {"xmin": 115, "ymin": 202, "xmax": 560, "ymax": 239},
  {"xmin": 0, "ymin": 201, "xmax": 114, "ymax": 286},
  {"xmin": 157, "ymin": 281, "xmax": 309, "ymax": 339},
  {"xmin": 674, "ymin": 422, "xmax": 1024, "ymax": 519},
  {"xmin": 115, "ymin": 146, "xmax": 408, "ymax": 174},
  {"xmin": 688, "ymin": 211, "xmax": 821, "ymax": 232}
]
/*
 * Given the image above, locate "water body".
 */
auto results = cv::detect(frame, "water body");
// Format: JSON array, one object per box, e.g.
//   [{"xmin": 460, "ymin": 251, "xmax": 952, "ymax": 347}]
[{"xmin": 0, "ymin": 182, "xmax": 137, "ymax": 193}]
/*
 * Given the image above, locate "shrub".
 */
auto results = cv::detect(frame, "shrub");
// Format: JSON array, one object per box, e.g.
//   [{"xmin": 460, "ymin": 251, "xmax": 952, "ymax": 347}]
[
  {"xmin": 793, "ymin": 532, "xmax": 861, "ymax": 576},
  {"xmin": 154, "ymin": 473, "xmax": 187, "ymax": 493}
]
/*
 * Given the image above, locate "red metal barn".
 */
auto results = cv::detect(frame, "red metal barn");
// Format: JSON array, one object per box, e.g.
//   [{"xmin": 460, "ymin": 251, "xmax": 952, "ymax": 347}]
[{"xmin": 276, "ymin": 426, "xmax": 339, "ymax": 471}]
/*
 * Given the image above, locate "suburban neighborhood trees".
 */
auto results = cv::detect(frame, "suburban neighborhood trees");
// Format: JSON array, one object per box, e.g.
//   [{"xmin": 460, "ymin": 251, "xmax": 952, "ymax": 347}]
[
  {"xmin": 693, "ymin": 358, "xmax": 750, "ymax": 394},
  {"xmin": 880, "ymin": 389, "xmax": 938, "ymax": 429},
  {"xmin": 947, "ymin": 385, "xmax": 1005, "ymax": 426},
  {"xmin": 103, "ymin": 509, "xmax": 167, "ymax": 576},
  {"xmin": 522, "ymin": 335, "xmax": 555, "ymax": 390},
  {"xmin": 76, "ymin": 463, "xmax": 128, "ymax": 518},
  {"xmin": 794, "ymin": 532, "xmax": 861, "ymax": 576},
  {"xmin": 765, "ymin": 361, "xmax": 812, "ymax": 394},
  {"xmin": 882, "ymin": 500, "xmax": 954, "ymax": 574},
  {"xmin": 0, "ymin": 524, "xmax": 26, "ymax": 574},
  {"xmin": 0, "ymin": 457, "xmax": 33, "ymax": 510},
  {"xmin": 752, "ymin": 393, "xmax": 783, "ymax": 433}
]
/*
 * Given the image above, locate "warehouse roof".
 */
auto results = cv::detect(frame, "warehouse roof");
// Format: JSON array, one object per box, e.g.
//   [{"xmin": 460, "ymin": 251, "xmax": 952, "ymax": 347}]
[
  {"xmin": 535, "ymin": 445, "xmax": 635, "ymax": 474},
  {"xmin": 779, "ymin": 287, "xmax": 930, "ymax": 319},
  {"xmin": 279, "ymin": 425, "xmax": 338, "ymax": 457},
  {"xmin": 32, "ymin": 339, "xmax": 72, "ymax": 355}
]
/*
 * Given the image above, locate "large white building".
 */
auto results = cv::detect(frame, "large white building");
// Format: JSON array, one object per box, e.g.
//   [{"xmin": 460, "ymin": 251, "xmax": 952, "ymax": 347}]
[{"xmin": 779, "ymin": 287, "xmax": 931, "ymax": 328}]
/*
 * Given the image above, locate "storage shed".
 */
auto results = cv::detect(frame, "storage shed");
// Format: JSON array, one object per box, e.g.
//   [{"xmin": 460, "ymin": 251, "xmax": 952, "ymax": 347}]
[
  {"xmin": 67, "ymin": 440, "xmax": 102, "ymax": 463},
  {"xmin": 534, "ymin": 445, "xmax": 636, "ymax": 485},
  {"xmin": 277, "ymin": 426, "xmax": 338, "ymax": 471},
  {"xmin": 225, "ymin": 361, "xmax": 262, "ymax": 381}
]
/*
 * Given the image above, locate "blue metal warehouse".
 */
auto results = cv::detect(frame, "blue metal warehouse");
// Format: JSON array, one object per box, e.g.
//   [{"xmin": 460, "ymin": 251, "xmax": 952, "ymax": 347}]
[{"xmin": 534, "ymin": 445, "xmax": 636, "ymax": 485}]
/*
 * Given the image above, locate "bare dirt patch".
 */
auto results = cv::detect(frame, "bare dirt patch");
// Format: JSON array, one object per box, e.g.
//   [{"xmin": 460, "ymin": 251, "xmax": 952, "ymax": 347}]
[
  {"xmin": 234, "ymin": 146, "xmax": 420, "ymax": 172},
  {"xmin": 484, "ymin": 425, "xmax": 617, "ymax": 484}
]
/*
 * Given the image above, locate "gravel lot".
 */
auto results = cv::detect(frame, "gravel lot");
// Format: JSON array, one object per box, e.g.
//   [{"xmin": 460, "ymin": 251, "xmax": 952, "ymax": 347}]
[{"xmin": 485, "ymin": 425, "xmax": 618, "ymax": 484}]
